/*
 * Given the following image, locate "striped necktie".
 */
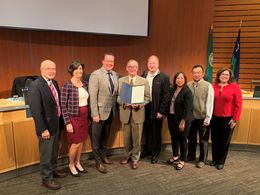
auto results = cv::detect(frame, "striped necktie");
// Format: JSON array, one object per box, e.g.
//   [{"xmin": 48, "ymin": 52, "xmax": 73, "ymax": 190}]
[
  {"xmin": 107, "ymin": 72, "xmax": 114, "ymax": 93},
  {"xmin": 49, "ymin": 81, "xmax": 61, "ymax": 116}
]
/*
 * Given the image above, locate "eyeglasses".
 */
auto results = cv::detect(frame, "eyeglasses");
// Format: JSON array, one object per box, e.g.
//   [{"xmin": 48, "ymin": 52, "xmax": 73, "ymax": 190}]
[{"xmin": 221, "ymin": 73, "xmax": 230, "ymax": 76}]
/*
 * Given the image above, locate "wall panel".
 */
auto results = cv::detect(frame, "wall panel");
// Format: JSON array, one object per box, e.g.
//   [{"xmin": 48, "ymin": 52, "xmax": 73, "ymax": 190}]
[
  {"xmin": 0, "ymin": 0, "xmax": 214, "ymax": 98},
  {"xmin": 214, "ymin": 0, "xmax": 260, "ymax": 91}
]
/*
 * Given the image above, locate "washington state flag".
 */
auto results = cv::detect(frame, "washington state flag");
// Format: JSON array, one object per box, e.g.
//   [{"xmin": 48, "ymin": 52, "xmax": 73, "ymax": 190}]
[{"xmin": 231, "ymin": 29, "xmax": 240, "ymax": 82}]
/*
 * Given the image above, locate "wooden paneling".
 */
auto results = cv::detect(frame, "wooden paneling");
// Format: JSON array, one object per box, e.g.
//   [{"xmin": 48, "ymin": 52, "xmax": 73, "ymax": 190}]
[
  {"xmin": 0, "ymin": 0, "xmax": 214, "ymax": 98},
  {"xmin": 248, "ymin": 109, "xmax": 260, "ymax": 145},
  {"xmin": 12, "ymin": 119, "xmax": 39, "ymax": 168},
  {"xmin": 231, "ymin": 108, "xmax": 251, "ymax": 144},
  {"xmin": 0, "ymin": 122, "xmax": 16, "ymax": 173},
  {"xmin": 214, "ymin": 0, "xmax": 260, "ymax": 91},
  {"xmin": 0, "ymin": 29, "xmax": 32, "ymax": 97}
]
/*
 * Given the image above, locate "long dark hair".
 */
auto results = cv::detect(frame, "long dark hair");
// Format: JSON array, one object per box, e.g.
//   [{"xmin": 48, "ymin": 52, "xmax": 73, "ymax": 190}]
[{"xmin": 172, "ymin": 71, "xmax": 187, "ymax": 91}]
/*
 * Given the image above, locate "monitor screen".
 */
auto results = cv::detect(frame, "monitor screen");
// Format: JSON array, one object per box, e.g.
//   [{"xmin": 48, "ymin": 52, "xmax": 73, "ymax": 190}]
[{"xmin": 253, "ymin": 86, "xmax": 260, "ymax": 98}]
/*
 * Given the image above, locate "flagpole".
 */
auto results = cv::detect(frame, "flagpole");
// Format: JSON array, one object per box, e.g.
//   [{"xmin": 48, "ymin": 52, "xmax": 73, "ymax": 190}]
[{"xmin": 239, "ymin": 20, "xmax": 243, "ymax": 28}]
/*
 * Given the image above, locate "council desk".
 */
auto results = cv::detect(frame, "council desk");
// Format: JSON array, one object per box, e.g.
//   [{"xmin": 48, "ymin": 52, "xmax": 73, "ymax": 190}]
[{"xmin": 0, "ymin": 95, "xmax": 260, "ymax": 174}]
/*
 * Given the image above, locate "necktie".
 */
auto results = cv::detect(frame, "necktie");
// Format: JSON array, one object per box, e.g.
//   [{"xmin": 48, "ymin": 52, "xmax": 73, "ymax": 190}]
[
  {"xmin": 49, "ymin": 81, "xmax": 61, "ymax": 116},
  {"xmin": 130, "ymin": 78, "xmax": 134, "ymax": 85},
  {"xmin": 108, "ymin": 72, "xmax": 114, "ymax": 94}
]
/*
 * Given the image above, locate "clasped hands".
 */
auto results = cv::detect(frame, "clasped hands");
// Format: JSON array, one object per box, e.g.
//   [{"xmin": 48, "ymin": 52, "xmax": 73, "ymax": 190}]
[{"xmin": 123, "ymin": 103, "xmax": 141, "ymax": 111}]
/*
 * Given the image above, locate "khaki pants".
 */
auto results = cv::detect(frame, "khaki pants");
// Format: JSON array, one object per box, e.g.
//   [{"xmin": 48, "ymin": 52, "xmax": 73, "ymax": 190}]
[{"xmin": 122, "ymin": 117, "xmax": 143, "ymax": 161}]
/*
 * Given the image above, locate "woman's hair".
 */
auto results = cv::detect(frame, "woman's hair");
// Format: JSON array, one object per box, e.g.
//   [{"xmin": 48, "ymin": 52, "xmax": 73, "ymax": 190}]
[
  {"xmin": 172, "ymin": 71, "xmax": 187, "ymax": 91},
  {"xmin": 68, "ymin": 60, "xmax": 85, "ymax": 76},
  {"xmin": 215, "ymin": 68, "xmax": 235, "ymax": 83}
]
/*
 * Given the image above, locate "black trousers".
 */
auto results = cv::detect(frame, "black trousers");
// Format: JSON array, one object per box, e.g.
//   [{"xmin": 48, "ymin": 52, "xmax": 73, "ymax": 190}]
[
  {"xmin": 91, "ymin": 112, "xmax": 113, "ymax": 164},
  {"xmin": 211, "ymin": 115, "xmax": 234, "ymax": 165},
  {"xmin": 38, "ymin": 129, "xmax": 60, "ymax": 181},
  {"xmin": 143, "ymin": 104, "xmax": 163, "ymax": 155},
  {"xmin": 168, "ymin": 114, "xmax": 191, "ymax": 161},
  {"xmin": 188, "ymin": 119, "xmax": 210, "ymax": 162}
]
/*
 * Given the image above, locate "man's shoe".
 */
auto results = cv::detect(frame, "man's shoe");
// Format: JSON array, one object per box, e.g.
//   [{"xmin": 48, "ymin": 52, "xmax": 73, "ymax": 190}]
[
  {"xmin": 96, "ymin": 164, "xmax": 108, "ymax": 174},
  {"xmin": 196, "ymin": 161, "xmax": 205, "ymax": 168},
  {"xmin": 102, "ymin": 157, "xmax": 113, "ymax": 164},
  {"xmin": 132, "ymin": 161, "xmax": 139, "ymax": 169},
  {"xmin": 42, "ymin": 180, "xmax": 61, "ymax": 190},
  {"xmin": 210, "ymin": 161, "xmax": 217, "ymax": 166},
  {"xmin": 151, "ymin": 154, "xmax": 159, "ymax": 164},
  {"xmin": 120, "ymin": 157, "xmax": 130, "ymax": 165},
  {"xmin": 53, "ymin": 170, "xmax": 67, "ymax": 178},
  {"xmin": 216, "ymin": 164, "xmax": 224, "ymax": 170}
]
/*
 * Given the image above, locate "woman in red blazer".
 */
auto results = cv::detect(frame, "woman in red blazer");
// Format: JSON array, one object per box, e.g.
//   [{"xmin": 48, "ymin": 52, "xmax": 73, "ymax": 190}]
[{"xmin": 211, "ymin": 68, "xmax": 242, "ymax": 170}]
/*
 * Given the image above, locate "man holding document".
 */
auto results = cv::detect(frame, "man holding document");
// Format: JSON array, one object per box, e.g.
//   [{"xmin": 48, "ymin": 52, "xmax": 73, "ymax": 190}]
[{"xmin": 117, "ymin": 60, "xmax": 150, "ymax": 169}]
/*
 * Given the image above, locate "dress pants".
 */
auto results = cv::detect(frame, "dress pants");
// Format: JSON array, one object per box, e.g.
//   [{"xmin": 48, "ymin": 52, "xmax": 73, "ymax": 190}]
[
  {"xmin": 91, "ymin": 112, "xmax": 113, "ymax": 165},
  {"xmin": 211, "ymin": 115, "xmax": 234, "ymax": 165},
  {"xmin": 188, "ymin": 119, "xmax": 210, "ymax": 162},
  {"xmin": 38, "ymin": 129, "xmax": 60, "ymax": 181},
  {"xmin": 122, "ymin": 116, "xmax": 143, "ymax": 161},
  {"xmin": 168, "ymin": 114, "xmax": 191, "ymax": 161}
]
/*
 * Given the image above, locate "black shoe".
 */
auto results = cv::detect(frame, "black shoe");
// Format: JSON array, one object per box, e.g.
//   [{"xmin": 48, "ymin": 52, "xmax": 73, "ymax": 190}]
[
  {"xmin": 210, "ymin": 161, "xmax": 217, "ymax": 166},
  {"xmin": 176, "ymin": 162, "xmax": 185, "ymax": 170},
  {"xmin": 151, "ymin": 153, "xmax": 159, "ymax": 164},
  {"xmin": 166, "ymin": 157, "xmax": 179, "ymax": 164},
  {"xmin": 216, "ymin": 164, "xmax": 224, "ymax": 170},
  {"xmin": 69, "ymin": 167, "xmax": 81, "ymax": 177},
  {"xmin": 75, "ymin": 165, "xmax": 88, "ymax": 174},
  {"xmin": 42, "ymin": 180, "xmax": 61, "ymax": 190}
]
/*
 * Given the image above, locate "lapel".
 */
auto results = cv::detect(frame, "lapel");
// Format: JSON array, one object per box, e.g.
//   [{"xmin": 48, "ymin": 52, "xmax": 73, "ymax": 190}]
[
  {"xmin": 135, "ymin": 76, "xmax": 143, "ymax": 85},
  {"xmin": 100, "ymin": 67, "xmax": 118, "ymax": 95},
  {"xmin": 176, "ymin": 87, "xmax": 185, "ymax": 101},
  {"xmin": 111, "ymin": 71, "xmax": 118, "ymax": 93},
  {"xmin": 39, "ymin": 76, "xmax": 56, "ymax": 104},
  {"xmin": 100, "ymin": 67, "xmax": 112, "ymax": 93}
]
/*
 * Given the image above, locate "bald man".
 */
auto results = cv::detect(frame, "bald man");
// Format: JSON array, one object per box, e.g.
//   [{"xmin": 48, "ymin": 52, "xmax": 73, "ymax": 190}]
[
  {"xmin": 28, "ymin": 60, "xmax": 66, "ymax": 190},
  {"xmin": 141, "ymin": 55, "xmax": 170, "ymax": 164},
  {"xmin": 117, "ymin": 60, "xmax": 150, "ymax": 169}
]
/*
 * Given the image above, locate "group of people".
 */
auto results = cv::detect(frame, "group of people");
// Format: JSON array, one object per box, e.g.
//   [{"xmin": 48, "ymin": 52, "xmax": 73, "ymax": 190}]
[
  {"xmin": 166, "ymin": 65, "xmax": 242, "ymax": 171},
  {"xmin": 27, "ymin": 53, "xmax": 242, "ymax": 190}
]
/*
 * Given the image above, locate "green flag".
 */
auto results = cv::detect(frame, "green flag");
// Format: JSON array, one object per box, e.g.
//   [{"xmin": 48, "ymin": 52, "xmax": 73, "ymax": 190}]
[{"xmin": 206, "ymin": 26, "xmax": 213, "ymax": 83}]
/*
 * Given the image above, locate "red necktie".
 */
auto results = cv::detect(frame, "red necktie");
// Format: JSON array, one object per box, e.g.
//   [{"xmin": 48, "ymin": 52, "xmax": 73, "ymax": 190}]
[{"xmin": 49, "ymin": 81, "xmax": 61, "ymax": 116}]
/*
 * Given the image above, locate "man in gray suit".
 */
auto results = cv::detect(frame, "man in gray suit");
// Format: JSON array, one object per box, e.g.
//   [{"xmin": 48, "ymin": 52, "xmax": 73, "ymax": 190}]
[
  {"xmin": 117, "ymin": 60, "xmax": 150, "ymax": 169},
  {"xmin": 89, "ymin": 53, "xmax": 119, "ymax": 173}
]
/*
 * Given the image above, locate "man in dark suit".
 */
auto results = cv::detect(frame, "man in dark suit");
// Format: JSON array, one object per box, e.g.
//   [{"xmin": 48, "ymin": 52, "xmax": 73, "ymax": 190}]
[
  {"xmin": 27, "ymin": 60, "xmax": 66, "ymax": 190},
  {"xmin": 89, "ymin": 53, "xmax": 119, "ymax": 173},
  {"xmin": 141, "ymin": 55, "xmax": 170, "ymax": 163}
]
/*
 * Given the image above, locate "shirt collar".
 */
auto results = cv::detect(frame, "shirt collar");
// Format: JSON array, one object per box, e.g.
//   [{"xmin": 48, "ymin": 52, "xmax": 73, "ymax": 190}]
[
  {"xmin": 42, "ymin": 76, "xmax": 51, "ymax": 85},
  {"xmin": 148, "ymin": 69, "xmax": 159, "ymax": 77}
]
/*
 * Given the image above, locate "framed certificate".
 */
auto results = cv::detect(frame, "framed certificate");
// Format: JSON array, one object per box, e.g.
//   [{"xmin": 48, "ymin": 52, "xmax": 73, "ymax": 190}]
[{"xmin": 120, "ymin": 82, "xmax": 145, "ymax": 104}]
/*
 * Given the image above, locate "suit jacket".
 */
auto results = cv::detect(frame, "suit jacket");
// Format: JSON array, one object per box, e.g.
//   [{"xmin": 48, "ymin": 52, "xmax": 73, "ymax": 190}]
[
  {"xmin": 27, "ymin": 76, "xmax": 62, "ymax": 136},
  {"xmin": 89, "ymin": 67, "xmax": 119, "ymax": 120},
  {"xmin": 169, "ymin": 85, "xmax": 194, "ymax": 123},
  {"xmin": 117, "ymin": 76, "xmax": 150, "ymax": 124},
  {"xmin": 142, "ymin": 71, "xmax": 170, "ymax": 118}
]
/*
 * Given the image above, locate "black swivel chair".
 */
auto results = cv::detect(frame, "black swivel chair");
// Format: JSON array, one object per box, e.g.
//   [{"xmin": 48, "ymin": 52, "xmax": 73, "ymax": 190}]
[{"xmin": 11, "ymin": 76, "xmax": 38, "ymax": 97}]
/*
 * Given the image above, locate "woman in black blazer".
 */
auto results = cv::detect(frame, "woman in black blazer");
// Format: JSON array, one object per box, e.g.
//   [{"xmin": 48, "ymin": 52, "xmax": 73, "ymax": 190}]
[{"xmin": 167, "ymin": 72, "xmax": 193, "ymax": 170}]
